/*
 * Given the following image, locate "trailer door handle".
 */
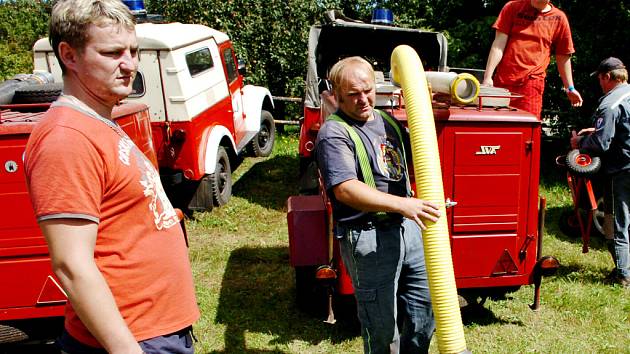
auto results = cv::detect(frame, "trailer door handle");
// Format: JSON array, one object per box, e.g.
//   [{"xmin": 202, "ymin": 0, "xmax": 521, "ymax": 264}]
[{"xmin": 445, "ymin": 198, "xmax": 457, "ymax": 209}]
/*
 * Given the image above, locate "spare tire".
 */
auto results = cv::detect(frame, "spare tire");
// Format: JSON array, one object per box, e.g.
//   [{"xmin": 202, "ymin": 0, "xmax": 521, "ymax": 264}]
[
  {"xmin": 12, "ymin": 83, "xmax": 63, "ymax": 104},
  {"xmin": 0, "ymin": 80, "xmax": 23, "ymax": 104},
  {"xmin": 565, "ymin": 149, "xmax": 601, "ymax": 176}
]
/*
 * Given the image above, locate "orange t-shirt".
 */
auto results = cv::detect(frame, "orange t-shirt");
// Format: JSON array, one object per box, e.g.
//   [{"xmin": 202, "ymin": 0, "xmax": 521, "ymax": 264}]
[
  {"xmin": 25, "ymin": 98, "xmax": 199, "ymax": 347},
  {"xmin": 493, "ymin": 0, "xmax": 574, "ymax": 85}
]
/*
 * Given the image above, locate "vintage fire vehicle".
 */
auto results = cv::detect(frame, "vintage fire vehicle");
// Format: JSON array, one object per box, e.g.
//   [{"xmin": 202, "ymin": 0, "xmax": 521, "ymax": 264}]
[
  {"xmin": 0, "ymin": 83, "xmax": 159, "ymax": 342},
  {"xmin": 287, "ymin": 14, "xmax": 559, "ymax": 317},
  {"xmin": 32, "ymin": 20, "xmax": 276, "ymax": 212}
]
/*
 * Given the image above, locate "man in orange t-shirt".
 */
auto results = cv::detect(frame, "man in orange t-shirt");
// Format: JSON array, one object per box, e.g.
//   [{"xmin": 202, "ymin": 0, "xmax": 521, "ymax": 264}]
[
  {"xmin": 24, "ymin": 1, "xmax": 199, "ymax": 353},
  {"xmin": 483, "ymin": 0, "xmax": 583, "ymax": 119}
]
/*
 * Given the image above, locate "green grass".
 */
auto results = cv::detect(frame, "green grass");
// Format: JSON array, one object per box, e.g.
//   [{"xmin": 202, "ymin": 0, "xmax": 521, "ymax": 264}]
[{"xmin": 185, "ymin": 128, "xmax": 630, "ymax": 354}]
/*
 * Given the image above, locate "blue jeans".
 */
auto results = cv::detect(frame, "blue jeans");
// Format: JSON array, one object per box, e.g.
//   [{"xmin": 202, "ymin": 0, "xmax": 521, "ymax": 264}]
[
  {"xmin": 337, "ymin": 218, "xmax": 435, "ymax": 354},
  {"xmin": 604, "ymin": 173, "xmax": 630, "ymax": 278}
]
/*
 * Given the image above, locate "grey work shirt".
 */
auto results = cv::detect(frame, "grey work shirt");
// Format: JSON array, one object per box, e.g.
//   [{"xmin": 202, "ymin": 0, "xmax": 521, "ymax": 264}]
[
  {"xmin": 580, "ymin": 83, "xmax": 630, "ymax": 175},
  {"xmin": 315, "ymin": 109, "xmax": 410, "ymax": 223}
]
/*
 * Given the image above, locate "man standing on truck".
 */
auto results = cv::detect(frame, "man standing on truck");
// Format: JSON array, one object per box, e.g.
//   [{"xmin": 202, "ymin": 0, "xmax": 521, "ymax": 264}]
[
  {"xmin": 482, "ymin": 0, "xmax": 583, "ymax": 119},
  {"xmin": 24, "ymin": 1, "xmax": 199, "ymax": 353},
  {"xmin": 571, "ymin": 57, "xmax": 630, "ymax": 288},
  {"xmin": 316, "ymin": 56, "xmax": 440, "ymax": 353}
]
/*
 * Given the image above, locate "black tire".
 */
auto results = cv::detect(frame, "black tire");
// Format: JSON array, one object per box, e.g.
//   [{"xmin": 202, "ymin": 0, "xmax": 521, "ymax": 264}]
[
  {"xmin": 187, "ymin": 176, "xmax": 214, "ymax": 213},
  {"xmin": 0, "ymin": 317, "xmax": 63, "ymax": 346},
  {"xmin": 210, "ymin": 146, "xmax": 232, "ymax": 207},
  {"xmin": 0, "ymin": 80, "xmax": 23, "ymax": 104},
  {"xmin": 457, "ymin": 293, "xmax": 487, "ymax": 309},
  {"xmin": 250, "ymin": 110, "xmax": 275, "ymax": 157},
  {"xmin": 591, "ymin": 196, "xmax": 606, "ymax": 238},
  {"xmin": 295, "ymin": 266, "xmax": 328, "ymax": 317},
  {"xmin": 12, "ymin": 83, "xmax": 63, "ymax": 104},
  {"xmin": 565, "ymin": 149, "xmax": 601, "ymax": 176},
  {"xmin": 0, "ymin": 324, "xmax": 28, "ymax": 344},
  {"xmin": 298, "ymin": 157, "xmax": 319, "ymax": 195}
]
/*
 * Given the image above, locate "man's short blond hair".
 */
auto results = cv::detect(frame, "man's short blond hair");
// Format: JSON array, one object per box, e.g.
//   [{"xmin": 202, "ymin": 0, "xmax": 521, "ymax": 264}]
[
  {"xmin": 328, "ymin": 56, "xmax": 375, "ymax": 96},
  {"xmin": 50, "ymin": 0, "xmax": 135, "ymax": 72},
  {"xmin": 609, "ymin": 68, "xmax": 629, "ymax": 83}
]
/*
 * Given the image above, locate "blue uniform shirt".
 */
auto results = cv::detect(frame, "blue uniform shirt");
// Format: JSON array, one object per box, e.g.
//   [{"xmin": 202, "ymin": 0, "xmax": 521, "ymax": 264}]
[{"xmin": 580, "ymin": 83, "xmax": 630, "ymax": 175}]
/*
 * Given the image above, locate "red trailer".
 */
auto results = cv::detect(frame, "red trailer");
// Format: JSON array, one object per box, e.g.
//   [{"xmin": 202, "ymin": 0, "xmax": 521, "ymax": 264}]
[
  {"xmin": 0, "ymin": 99, "xmax": 159, "ymax": 342},
  {"xmin": 287, "ymin": 16, "xmax": 559, "ymax": 318}
]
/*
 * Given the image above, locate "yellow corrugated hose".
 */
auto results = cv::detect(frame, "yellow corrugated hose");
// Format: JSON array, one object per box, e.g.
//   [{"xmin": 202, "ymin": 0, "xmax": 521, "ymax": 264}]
[{"xmin": 391, "ymin": 45, "xmax": 469, "ymax": 353}]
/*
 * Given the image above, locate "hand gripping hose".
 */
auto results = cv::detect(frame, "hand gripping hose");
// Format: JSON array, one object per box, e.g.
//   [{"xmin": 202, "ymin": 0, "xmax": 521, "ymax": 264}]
[{"xmin": 391, "ymin": 45, "xmax": 469, "ymax": 353}]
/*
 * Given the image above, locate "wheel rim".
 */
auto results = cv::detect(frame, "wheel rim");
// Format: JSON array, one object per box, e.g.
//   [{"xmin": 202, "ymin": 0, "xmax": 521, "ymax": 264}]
[
  {"xmin": 258, "ymin": 123, "xmax": 270, "ymax": 148},
  {"xmin": 218, "ymin": 159, "xmax": 229, "ymax": 194},
  {"xmin": 575, "ymin": 154, "xmax": 592, "ymax": 166}
]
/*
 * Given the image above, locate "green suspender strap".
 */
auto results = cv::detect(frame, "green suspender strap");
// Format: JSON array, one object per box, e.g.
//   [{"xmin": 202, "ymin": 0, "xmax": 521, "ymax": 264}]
[
  {"xmin": 376, "ymin": 109, "xmax": 407, "ymax": 164},
  {"xmin": 377, "ymin": 109, "xmax": 413, "ymax": 197},
  {"xmin": 327, "ymin": 114, "xmax": 378, "ymax": 189},
  {"xmin": 326, "ymin": 110, "xmax": 406, "ymax": 190}
]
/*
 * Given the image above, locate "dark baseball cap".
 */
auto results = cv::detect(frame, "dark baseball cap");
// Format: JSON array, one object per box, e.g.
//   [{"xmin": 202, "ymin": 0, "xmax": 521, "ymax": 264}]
[{"xmin": 591, "ymin": 57, "xmax": 626, "ymax": 77}]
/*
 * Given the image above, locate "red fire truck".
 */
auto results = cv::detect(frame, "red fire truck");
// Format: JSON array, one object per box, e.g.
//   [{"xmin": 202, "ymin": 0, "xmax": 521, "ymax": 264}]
[{"xmin": 287, "ymin": 14, "xmax": 559, "ymax": 318}]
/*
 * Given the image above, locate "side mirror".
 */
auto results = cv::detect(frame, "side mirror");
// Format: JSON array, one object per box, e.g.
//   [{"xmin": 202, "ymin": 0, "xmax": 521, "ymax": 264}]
[{"xmin": 237, "ymin": 59, "xmax": 246, "ymax": 76}]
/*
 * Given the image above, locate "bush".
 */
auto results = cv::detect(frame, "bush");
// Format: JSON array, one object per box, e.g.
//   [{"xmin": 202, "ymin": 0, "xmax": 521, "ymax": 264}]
[
  {"xmin": 0, "ymin": 0, "xmax": 50, "ymax": 80},
  {"xmin": 4, "ymin": 0, "xmax": 630, "ymax": 135}
]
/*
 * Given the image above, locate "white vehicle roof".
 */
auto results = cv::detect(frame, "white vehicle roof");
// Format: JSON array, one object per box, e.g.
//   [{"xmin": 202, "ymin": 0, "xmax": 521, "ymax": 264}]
[
  {"xmin": 135, "ymin": 22, "xmax": 230, "ymax": 49},
  {"xmin": 33, "ymin": 22, "xmax": 230, "ymax": 52}
]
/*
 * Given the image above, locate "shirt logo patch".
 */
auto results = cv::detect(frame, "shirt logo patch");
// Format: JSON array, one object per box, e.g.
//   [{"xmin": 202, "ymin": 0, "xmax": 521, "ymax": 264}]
[
  {"xmin": 118, "ymin": 136, "xmax": 135, "ymax": 166},
  {"xmin": 378, "ymin": 139, "xmax": 404, "ymax": 181},
  {"xmin": 139, "ymin": 158, "xmax": 180, "ymax": 230},
  {"xmin": 596, "ymin": 117, "xmax": 604, "ymax": 129},
  {"xmin": 120, "ymin": 135, "xmax": 179, "ymax": 231}
]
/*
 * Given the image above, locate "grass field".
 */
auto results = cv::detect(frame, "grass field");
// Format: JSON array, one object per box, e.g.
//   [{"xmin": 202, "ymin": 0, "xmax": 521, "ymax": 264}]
[{"xmin": 186, "ymin": 128, "xmax": 630, "ymax": 354}]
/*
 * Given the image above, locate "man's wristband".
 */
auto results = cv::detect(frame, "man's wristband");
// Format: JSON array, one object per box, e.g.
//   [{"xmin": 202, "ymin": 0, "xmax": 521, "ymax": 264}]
[{"xmin": 565, "ymin": 85, "xmax": 575, "ymax": 93}]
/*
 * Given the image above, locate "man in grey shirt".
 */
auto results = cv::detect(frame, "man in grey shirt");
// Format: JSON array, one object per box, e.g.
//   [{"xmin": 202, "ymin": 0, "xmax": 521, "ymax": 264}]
[{"xmin": 316, "ymin": 56, "xmax": 441, "ymax": 353}]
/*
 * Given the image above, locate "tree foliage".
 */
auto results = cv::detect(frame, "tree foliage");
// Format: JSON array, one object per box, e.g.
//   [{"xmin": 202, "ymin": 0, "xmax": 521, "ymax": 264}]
[
  {"xmin": 3, "ymin": 0, "xmax": 630, "ymax": 136},
  {"xmin": 0, "ymin": 0, "xmax": 50, "ymax": 80}
]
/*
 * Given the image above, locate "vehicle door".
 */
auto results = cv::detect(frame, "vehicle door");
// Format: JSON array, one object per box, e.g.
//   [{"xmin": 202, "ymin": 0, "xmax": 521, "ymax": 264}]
[
  {"xmin": 129, "ymin": 50, "xmax": 166, "ymax": 123},
  {"xmin": 219, "ymin": 43, "xmax": 246, "ymax": 145}
]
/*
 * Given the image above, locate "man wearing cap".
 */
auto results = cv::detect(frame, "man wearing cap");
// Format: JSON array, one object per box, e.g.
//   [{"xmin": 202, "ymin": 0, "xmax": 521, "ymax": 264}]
[
  {"xmin": 571, "ymin": 57, "xmax": 630, "ymax": 288},
  {"xmin": 483, "ymin": 0, "xmax": 583, "ymax": 119}
]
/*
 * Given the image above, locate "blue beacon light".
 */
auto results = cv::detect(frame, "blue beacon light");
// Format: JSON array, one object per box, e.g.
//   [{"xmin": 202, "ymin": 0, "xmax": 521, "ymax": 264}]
[{"xmin": 122, "ymin": 0, "xmax": 147, "ymax": 16}]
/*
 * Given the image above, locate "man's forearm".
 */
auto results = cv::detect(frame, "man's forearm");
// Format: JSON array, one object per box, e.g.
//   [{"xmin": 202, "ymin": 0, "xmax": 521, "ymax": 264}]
[
  {"xmin": 333, "ymin": 179, "xmax": 406, "ymax": 214},
  {"xmin": 332, "ymin": 179, "xmax": 441, "ymax": 228},
  {"xmin": 483, "ymin": 31, "xmax": 508, "ymax": 84},
  {"xmin": 41, "ymin": 220, "xmax": 143, "ymax": 354},
  {"xmin": 56, "ymin": 264, "xmax": 142, "ymax": 354},
  {"xmin": 556, "ymin": 54, "xmax": 583, "ymax": 107},
  {"xmin": 483, "ymin": 47, "xmax": 503, "ymax": 83},
  {"xmin": 556, "ymin": 54, "xmax": 575, "ymax": 88}
]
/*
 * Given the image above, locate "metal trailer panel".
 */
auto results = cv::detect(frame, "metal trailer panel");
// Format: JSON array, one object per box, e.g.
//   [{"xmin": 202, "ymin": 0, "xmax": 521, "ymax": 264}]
[
  {"xmin": 0, "ymin": 103, "xmax": 157, "ymax": 321},
  {"xmin": 287, "ymin": 196, "xmax": 328, "ymax": 267}
]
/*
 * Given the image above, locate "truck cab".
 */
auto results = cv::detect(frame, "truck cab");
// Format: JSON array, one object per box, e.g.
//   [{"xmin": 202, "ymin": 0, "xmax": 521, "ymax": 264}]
[{"xmin": 33, "ymin": 21, "xmax": 276, "ymax": 212}]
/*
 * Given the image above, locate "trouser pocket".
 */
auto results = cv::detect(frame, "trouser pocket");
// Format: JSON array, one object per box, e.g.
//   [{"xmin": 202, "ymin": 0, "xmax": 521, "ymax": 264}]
[{"xmin": 354, "ymin": 288, "xmax": 378, "ymax": 328}]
